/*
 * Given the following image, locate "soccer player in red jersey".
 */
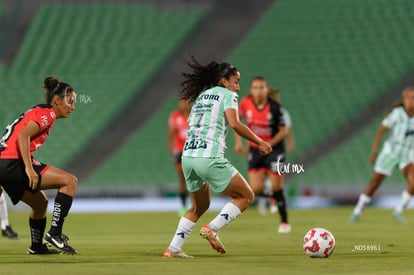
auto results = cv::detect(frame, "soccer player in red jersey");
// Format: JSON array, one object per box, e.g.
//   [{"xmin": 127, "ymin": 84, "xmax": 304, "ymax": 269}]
[
  {"xmin": 0, "ymin": 77, "xmax": 78, "ymax": 254},
  {"xmin": 168, "ymin": 99, "xmax": 191, "ymax": 215},
  {"xmin": 235, "ymin": 76, "xmax": 291, "ymax": 233}
]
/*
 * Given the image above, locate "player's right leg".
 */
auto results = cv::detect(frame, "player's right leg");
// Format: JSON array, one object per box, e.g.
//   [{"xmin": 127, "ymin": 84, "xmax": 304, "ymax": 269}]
[
  {"xmin": 39, "ymin": 166, "xmax": 78, "ymax": 254},
  {"xmin": 248, "ymin": 170, "xmax": 266, "ymax": 215},
  {"xmin": 350, "ymin": 172, "xmax": 386, "ymax": 222},
  {"xmin": 201, "ymin": 172, "xmax": 255, "ymax": 254},
  {"xmin": 177, "ymin": 167, "xmax": 188, "ymax": 216},
  {"xmin": 20, "ymin": 191, "xmax": 60, "ymax": 255},
  {"xmin": 164, "ymin": 184, "xmax": 210, "ymax": 258}
]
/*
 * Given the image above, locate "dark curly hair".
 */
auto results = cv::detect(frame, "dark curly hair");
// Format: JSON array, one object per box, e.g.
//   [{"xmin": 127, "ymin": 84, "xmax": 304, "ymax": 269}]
[{"xmin": 180, "ymin": 56, "xmax": 239, "ymax": 103}]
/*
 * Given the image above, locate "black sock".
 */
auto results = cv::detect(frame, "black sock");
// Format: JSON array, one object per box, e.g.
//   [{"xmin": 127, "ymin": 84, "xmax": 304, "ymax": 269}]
[
  {"xmin": 48, "ymin": 192, "xmax": 73, "ymax": 235},
  {"xmin": 179, "ymin": 192, "xmax": 187, "ymax": 208},
  {"xmin": 273, "ymin": 189, "xmax": 288, "ymax": 223},
  {"xmin": 29, "ymin": 217, "xmax": 46, "ymax": 249}
]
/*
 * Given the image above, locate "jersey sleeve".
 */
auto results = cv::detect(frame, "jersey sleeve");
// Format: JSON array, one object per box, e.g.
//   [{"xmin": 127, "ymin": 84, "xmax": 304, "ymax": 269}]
[
  {"xmin": 272, "ymin": 102, "xmax": 286, "ymax": 126},
  {"xmin": 282, "ymin": 108, "xmax": 292, "ymax": 128},
  {"xmin": 223, "ymin": 92, "xmax": 239, "ymax": 111},
  {"xmin": 168, "ymin": 112, "xmax": 176, "ymax": 128},
  {"xmin": 382, "ymin": 109, "xmax": 397, "ymax": 128},
  {"xmin": 27, "ymin": 108, "xmax": 54, "ymax": 131}
]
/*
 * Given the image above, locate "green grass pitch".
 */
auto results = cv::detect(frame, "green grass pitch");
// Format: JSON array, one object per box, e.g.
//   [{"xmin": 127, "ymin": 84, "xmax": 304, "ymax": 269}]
[{"xmin": 0, "ymin": 207, "xmax": 414, "ymax": 274}]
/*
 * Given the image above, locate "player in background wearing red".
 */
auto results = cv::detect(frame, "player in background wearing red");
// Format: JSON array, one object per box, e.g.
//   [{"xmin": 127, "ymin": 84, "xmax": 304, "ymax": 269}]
[
  {"xmin": 0, "ymin": 187, "xmax": 18, "ymax": 238},
  {"xmin": 260, "ymin": 88, "xmax": 295, "ymax": 215},
  {"xmin": 168, "ymin": 99, "xmax": 191, "ymax": 216},
  {"xmin": 0, "ymin": 77, "xmax": 77, "ymax": 254},
  {"xmin": 235, "ymin": 77, "xmax": 291, "ymax": 233}
]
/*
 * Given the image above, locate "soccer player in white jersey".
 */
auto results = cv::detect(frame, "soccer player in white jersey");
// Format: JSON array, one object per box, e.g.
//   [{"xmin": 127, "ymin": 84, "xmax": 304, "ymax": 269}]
[
  {"xmin": 350, "ymin": 87, "xmax": 414, "ymax": 223},
  {"xmin": 163, "ymin": 57, "xmax": 272, "ymax": 258}
]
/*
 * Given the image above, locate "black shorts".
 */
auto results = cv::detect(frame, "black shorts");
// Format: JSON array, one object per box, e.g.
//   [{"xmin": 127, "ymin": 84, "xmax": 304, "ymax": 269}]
[
  {"xmin": 0, "ymin": 159, "xmax": 48, "ymax": 205},
  {"xmin": 248, "ymin": 147, "xmax": 285, "ymax": 174},
  {"xmin": 172, "ymin": 152, "xmax": 183, "ymax": 168}
]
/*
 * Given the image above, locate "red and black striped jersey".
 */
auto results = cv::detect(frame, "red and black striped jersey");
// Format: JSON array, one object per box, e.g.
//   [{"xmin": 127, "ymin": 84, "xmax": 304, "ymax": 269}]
[
  {"xmin": 239, "ymin": 96, "xmax": 285, "ymax": 149},
  {"xmin": 0, "ymin": 104, "xmax": 56, "ymax": 159}
]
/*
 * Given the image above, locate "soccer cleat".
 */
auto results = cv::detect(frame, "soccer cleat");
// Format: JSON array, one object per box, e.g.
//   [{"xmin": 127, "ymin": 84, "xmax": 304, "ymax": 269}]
[
  {"xmin": 278, "ymin": 222, "xmax": 291, "ymax": 233},
  {"xmin": 45, "ymin": 233, "xmax": 77, "ymax": 254},
  {"xmin": 27, "ymin": 244, "xmax": 61, "ymax": 255},
  {"xmin": 2, "ymin": 225, "xmax": 18, "ymax": 239},
  {"xmin": 163, "ymin": 248, "xmax": 193, "ymax": 258},
  {"xmin": 199, "ymin": 225, "xmax": 226, "ymax": 254},
  {"xmin": 349, "ymin": 213, "xmax": 360, "ymax": 223},
  {"xmin": 392, "ymin": 211, "xmax": 406, "ymax": 223}
]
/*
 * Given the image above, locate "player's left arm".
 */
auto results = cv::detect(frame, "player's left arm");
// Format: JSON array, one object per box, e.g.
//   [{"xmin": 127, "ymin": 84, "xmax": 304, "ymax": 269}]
[
  {"xmin": 286, "ymin": 127, "xmax": 295, "ymax": 153},
  {"xmin": 269, "ymin": 103, "xmax": 288, "ymax": 147}
]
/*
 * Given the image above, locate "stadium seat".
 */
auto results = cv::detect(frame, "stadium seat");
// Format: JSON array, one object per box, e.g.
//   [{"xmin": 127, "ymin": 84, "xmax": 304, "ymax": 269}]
[{"xmin": 0, "ymin": 3, "xmax": 204, "ymax": 171}]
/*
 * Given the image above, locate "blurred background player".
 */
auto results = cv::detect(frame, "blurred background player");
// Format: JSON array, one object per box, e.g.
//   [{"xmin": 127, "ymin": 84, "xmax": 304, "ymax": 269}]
[
  {"xmin": 0, "ymin": 77, "xmax": 78, "ymax": 254},
  {"xmin": 0, "ymin": 187, "xmax": 18, "ymax": 239},
  {"xmin": 259, "ymin": 88, "xmax": 295, "ymax": 215},
  {"xmin": 234, "ymin": 77, "xmax": 290, "ymax": 233},
  {"xmin": 164, "ymin": 57, "xmax": 272, "ymax": 258},
  {"xmin": 350, "ymin": 87, "xmax": 414, "ymax": 223},
  {"xmin": 168, "ymin": 99, "xmax": 191, "ymax": 216}
]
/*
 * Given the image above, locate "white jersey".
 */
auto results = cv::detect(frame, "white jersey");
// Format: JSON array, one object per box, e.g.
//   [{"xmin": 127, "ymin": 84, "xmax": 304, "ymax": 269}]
[
  {"xmin": 183, "ymin": 86, "xmax": 238, "ymax": 158},
  {"xmin": 281, "ymin": 108, "xmax": 292, "ymax": 128},
  {"xmin": 381, "ymin": 106, "xmax": 414, "ymax": 159}
]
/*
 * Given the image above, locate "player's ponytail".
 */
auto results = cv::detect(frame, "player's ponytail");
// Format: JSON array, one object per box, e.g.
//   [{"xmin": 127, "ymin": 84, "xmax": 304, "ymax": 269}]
[
  {"xmin": 43, "ymin": 76, "xmax": 74, "ymax": 104},
  {"xmin": 180, "ymin": 56, "xmax": 238, "ymax": 103},
  {"xmin": 268, "ymin": 88, "xmax": 281, "ymax": 103}
]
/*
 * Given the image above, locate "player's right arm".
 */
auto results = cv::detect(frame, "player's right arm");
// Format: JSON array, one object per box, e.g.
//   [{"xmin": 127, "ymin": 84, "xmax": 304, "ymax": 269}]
[
  {"xmin": 369, "ymin": 125, "xmax": 389, "ymax": 164},
  {"xmin": 225, "ymin": 108, "xmax": 272, "ymax": 155},
  {"xmin": 18, "ymin": 121, "xmax": 41, "ymax": 190}
]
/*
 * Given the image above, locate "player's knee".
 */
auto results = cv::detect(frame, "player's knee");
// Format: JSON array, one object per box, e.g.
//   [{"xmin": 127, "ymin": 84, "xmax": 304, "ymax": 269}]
[
  {"xmin": 62, "ymin": 174, "xmax": 78, "ymax": 193},
  {"xmin": 34, "ymin": 195, "xmax": 48, "ymax": 214},
  {"xmin": 245, "ymin": 189, "xmax": 255, "ymax": 205}
]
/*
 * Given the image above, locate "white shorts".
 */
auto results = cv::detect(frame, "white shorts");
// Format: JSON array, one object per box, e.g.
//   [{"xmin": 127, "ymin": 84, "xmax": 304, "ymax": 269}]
[{"xmin": 374, "ymin": 149, "xmax": 413, "ymax": 176}]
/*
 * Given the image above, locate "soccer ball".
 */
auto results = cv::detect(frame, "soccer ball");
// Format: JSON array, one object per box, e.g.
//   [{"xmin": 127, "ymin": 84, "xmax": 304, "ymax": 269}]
[{"xmin": 303, "ymin": 228, "xmax": 335, "ymax": 258}]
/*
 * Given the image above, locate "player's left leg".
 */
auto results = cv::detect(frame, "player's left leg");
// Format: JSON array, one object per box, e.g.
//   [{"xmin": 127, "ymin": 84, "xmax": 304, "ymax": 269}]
[
  {"xmin": 394, "ymin": 163, "xmax": 414, "ymax": 222},
  {"xmin": 0, "ymin": 188, "xmax": 18, "ymax": 239},
  {"xmin": 268, "ymin": 172, "xmax": 290, "ymax": 233},
  {"xmin": 39, "ymin": 166, "xmax": 78, "ymax": 254}
]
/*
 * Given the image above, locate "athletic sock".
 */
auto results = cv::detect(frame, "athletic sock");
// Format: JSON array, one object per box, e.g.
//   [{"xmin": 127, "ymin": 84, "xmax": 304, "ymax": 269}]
[
  {"xmin": 48, "ymin": 192, "xmax": 73, "ymax": 235},
  {"xmin": 395, "ymin": 190, "xmax": 411, "ymax": 213},
  {"xmin": 273, "ymin": 190, "xmax": 288, "ymax": 223},
  {"xmin": 353, "ymin": 193, "xmax": 371, "ymax": 215},
  {"xmin": 0, "ymin": 193, "xmax": 9, "ymax": 230},
  {"xmin": 29, "ymin": 217, "xmax": 46, "ymax": 249},
  {"xmin": 179, "ymin": 192, "xmax": 187, "ymax": 208},
  {"xmin": 168, "ymin": 217, "xmax": 195, "ymax": 253},
  {"xmin": 208, "ymin": 202, "xmax": 241, "ymax": 232}
]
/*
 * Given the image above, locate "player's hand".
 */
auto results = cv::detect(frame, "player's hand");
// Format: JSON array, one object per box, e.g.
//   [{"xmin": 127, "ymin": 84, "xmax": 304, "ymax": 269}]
[
  {"xmin": 258, "ymin": 140, "xmax": 272, "ymax": 155},
  {"xmin": 369, "ymin": 154, "xmax": 377, "ymax": 165},
  {"xmin": 234, "ymin": 141, "xmax": 244, "ymax": 155},
  {"xmin": 25, "ymin": 167, "xmax": 39, "ymax": 191}
]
